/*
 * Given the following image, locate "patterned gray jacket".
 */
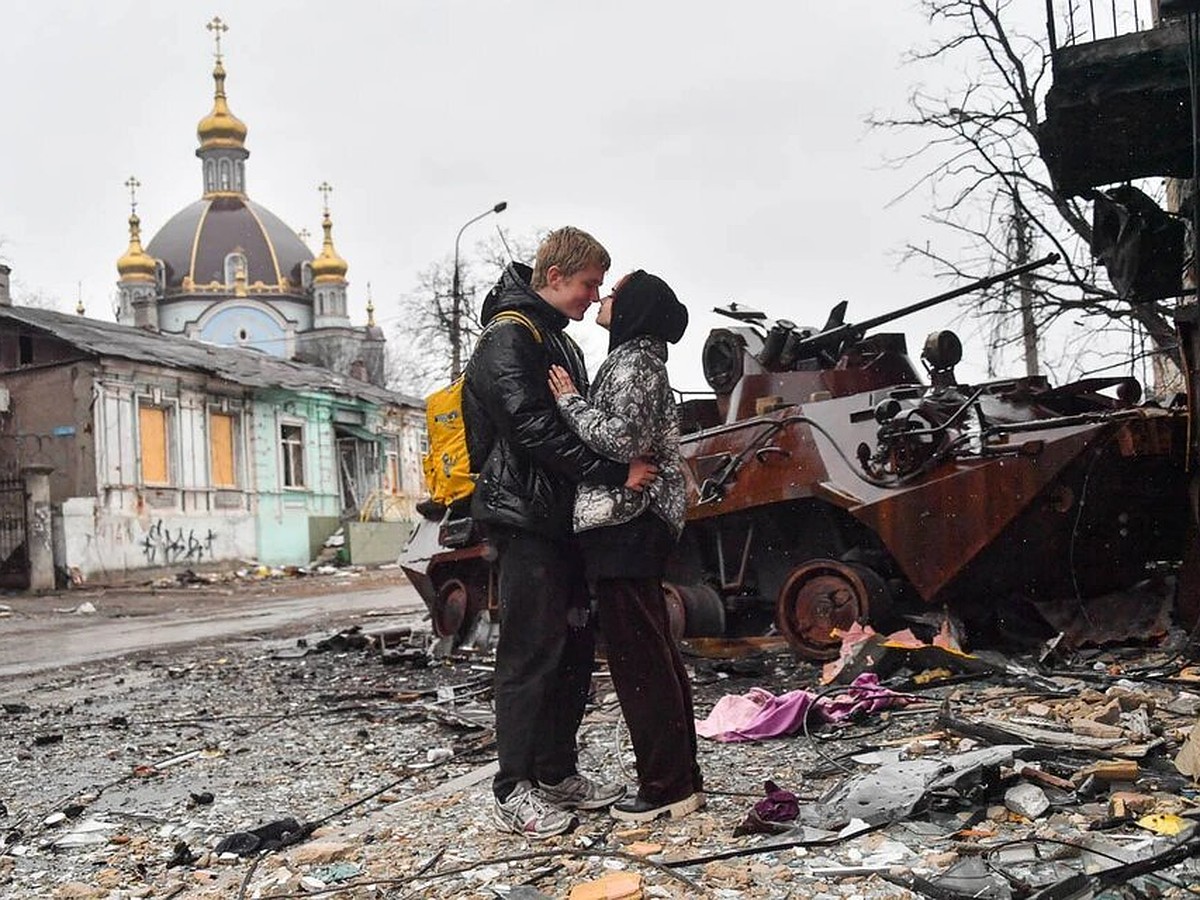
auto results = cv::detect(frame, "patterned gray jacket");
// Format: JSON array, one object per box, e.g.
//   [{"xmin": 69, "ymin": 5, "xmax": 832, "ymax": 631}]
[{"xmin": 556, "ymin": 335, "xmax": 686, "ymax": 537}]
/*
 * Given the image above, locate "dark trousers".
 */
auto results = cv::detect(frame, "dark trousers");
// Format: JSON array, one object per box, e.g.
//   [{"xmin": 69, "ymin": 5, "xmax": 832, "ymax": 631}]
[
  {"xmin": 596, "ymin": 577, "xmax": 702, "ymax": 804},
  {"xmin": 492, "ymin": 528, "xmax": 595, "ymax": 801}
]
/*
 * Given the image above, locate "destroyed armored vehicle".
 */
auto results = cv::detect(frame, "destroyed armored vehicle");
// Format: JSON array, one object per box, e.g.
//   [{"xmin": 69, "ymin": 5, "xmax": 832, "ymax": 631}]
[{"xmin": 402, "ymin": 255, "xmax": 1189, "ymax": 658}]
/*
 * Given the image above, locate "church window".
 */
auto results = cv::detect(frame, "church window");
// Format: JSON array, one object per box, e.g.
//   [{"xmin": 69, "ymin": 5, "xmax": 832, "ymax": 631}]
[
  {"xmin": 280, "ymin": 422, "xmax": 306, "ymax": 488},
  {"xmin": 204, "ymin": 160, "xmax": 215, "ymax": 192},
  {"xmin": 224, "ymin": 252, "xmax": 247, "ymax": 288},
  {"xmin": 300, "ymin": 261, "xmax": 313, "ymax": 290},
  {"xmin": 219, "ymin": 159, "xmax": 231, "ymax": 190},
  {"xmin": 138, "ymin": 404, "xmax": 171, "ymax": 485}
]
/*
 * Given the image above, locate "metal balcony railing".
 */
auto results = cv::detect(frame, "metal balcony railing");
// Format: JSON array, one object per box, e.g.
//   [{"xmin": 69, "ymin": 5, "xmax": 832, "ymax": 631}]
[{"xmin": 1045, "ymin": 0, "xmax": 1157, "ymax": 51}]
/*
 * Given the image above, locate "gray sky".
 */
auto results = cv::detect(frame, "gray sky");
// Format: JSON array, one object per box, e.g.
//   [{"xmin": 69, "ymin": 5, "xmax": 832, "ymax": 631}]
[{"xmin": 2, "ymin": 0, "xmax": 1051, "ymax": 390}]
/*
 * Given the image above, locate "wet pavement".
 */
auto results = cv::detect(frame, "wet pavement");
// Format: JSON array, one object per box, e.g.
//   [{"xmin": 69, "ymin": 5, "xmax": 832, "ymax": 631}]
[{"xmin": 0, "ymin": 570, "xmax": 422, "ymax": 679}]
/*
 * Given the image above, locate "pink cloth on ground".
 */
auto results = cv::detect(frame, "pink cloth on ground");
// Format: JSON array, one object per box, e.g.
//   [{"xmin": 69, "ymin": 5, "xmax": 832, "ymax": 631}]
[{"xmin": 694, "ymin": 673, "xmax": 910, "ymax": 743}]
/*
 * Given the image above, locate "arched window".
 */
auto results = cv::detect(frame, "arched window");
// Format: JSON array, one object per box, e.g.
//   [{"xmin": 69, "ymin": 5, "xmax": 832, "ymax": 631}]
[
  {"xmin": 204, "ymin": 160, "xmax": 216, "ymax": 192},
  {"xmin": 219, "ymin": 159, "xmax": 231, "ymax": 190},
  {"xmin": 224, "ymin": 252, "xmax": 247, "ymax": 287}
]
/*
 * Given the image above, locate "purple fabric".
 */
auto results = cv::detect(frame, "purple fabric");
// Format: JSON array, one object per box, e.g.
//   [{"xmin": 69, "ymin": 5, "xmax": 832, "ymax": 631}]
[
  {"xmin": 694, "ymin": 673, "xmax": 911, "ymax": 743},
  {"xmin": 733, "ymin": 780, "xmax": 800, "ymax": 837},
  {"xmin": 754, "ymin": 780, "xmax": 799, "ymax": 823}
]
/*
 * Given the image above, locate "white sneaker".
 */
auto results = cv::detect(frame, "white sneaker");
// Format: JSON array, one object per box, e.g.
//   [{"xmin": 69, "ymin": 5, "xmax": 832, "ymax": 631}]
[
  {"xmin": 537, "ymin": 773, "xmax": 626, "ymax": 811},
  {"xmin": 493, "ymin": 781, "xmax": 576, "ymax": 838}
]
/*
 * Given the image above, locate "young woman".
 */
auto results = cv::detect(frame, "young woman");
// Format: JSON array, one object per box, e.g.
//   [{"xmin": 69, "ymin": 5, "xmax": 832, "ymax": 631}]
[{"xmin": 548, "ymin": 270, "xmax": 703, "ymax": 823}]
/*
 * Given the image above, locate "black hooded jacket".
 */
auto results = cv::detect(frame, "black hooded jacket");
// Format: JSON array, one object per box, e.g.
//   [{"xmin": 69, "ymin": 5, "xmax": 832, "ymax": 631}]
[{"xmin": 463, "ymin": 264, "xmax": 627, "ymax": 538}]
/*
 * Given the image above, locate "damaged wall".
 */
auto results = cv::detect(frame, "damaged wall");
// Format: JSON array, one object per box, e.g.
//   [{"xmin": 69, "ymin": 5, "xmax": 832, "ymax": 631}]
[
  {"xmin": 59, "ymin": 362, "xmax": 258, "ymax": 579},
  {"xmin": 378, "ymin": 405, "xmax": 426, "ymax": 526},
  {"xmin": 55, "ymin": 497, "xmax": 256, "ymax": 579},
  {"xmin": 0, "ymin": 312, "xmax": 426, "ymax": 580},
  {"xmin": 0, "ymin": 360, "xmax": 98, "ymax": 501}
]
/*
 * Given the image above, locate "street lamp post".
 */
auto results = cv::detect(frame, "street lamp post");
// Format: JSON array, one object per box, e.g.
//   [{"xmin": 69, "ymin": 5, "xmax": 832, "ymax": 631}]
[{"xmin": 451, "ymin": 201, "xmax": 508, "ymax": 379}]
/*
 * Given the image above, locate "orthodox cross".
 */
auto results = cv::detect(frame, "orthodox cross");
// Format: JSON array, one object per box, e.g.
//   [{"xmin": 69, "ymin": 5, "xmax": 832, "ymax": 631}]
[
  {"xmin": 206, "ymin": 16, "xmax": 228, "ymax": 61},
  {"xmin": 318, "ymin": 181, "xmax": 333, "ymax": 215},
  {"xmin": 124, "ymin": 175, "xmax": 141, "ymax": 213}
]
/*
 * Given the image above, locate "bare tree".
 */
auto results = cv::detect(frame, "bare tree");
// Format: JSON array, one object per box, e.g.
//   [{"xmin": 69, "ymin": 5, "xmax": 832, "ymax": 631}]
[
  {"xmin": 14, "ymin": 287, "xmax": 63, "ymax": 312},
  {"xmin": 387, "ymin": 228, "xmax": 542, "ymax": 396},
  {"xmin": 870, "ymin": 0, "xmax": 1175, "ymax": 381},
  {"xmin": 0, "ymin": 241, "xmax": 64, "ymax": 312}
]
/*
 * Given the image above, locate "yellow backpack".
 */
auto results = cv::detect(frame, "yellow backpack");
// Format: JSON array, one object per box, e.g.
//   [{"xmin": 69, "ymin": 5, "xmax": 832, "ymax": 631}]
[{"xmin": 422, "ymin": 311, "xmax": 542, "ymax": 506}]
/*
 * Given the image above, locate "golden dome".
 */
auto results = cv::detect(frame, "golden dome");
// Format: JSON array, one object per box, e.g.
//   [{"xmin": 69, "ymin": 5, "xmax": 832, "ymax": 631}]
[
  {"xmin": 311, "ymin": 211, "xmax": 349, "ymax": 283},
  {"xmin": 196, "ymin": 60, "xmax": 248, "ymax": 151},
  {"xmin": 116, "ymin": 213, "xmax": 157, "ymax": 282}
]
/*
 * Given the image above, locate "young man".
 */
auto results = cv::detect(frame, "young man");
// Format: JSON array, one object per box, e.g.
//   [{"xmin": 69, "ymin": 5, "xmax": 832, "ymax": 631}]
[{"xmin": 462, "ymin": 227, "xmax": 657, "ymax": 838}]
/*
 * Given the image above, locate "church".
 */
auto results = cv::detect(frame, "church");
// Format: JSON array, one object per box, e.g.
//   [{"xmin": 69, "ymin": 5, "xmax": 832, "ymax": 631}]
[
  {"xmin": 0, "ymin": 21, "xmax": 428, "ymax": 587},
  {"xmin": 114, "ymin": 19, "xmax": 386, "ymax": 386}
]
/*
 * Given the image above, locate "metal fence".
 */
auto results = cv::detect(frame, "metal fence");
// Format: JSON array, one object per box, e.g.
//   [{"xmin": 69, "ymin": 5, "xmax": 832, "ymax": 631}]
[
  {"xmin": 0, "ymin": 467, "xmax": 28, "ymax": 588},
  {"xmin": 1046, "ymin": 0, "xmax": 1155, "ymax": 51}
]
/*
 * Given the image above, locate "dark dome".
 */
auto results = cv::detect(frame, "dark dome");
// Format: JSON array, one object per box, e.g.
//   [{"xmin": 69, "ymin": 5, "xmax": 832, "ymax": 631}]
[{"xmin": 145, "ymin": 197, "xmax": 314, "ymax": 295}]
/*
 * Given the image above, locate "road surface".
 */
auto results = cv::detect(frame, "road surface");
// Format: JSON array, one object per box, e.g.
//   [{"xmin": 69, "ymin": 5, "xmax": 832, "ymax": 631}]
[{"xmin": 0, "ymin": 579, "xmax": 424, "ymax": 679}]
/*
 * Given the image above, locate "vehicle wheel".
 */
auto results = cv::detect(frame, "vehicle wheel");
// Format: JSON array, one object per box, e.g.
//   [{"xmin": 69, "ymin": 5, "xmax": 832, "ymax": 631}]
[
  {"xmin": 432, "ymin": 578, "xmax": 469, "ymax": 639},
  {"xmin": 775, "ymin": 559, "xmax": 889, "ymax": 660},
  {"xmin": 662, "ymin": 582, "xmax": 725, "ymax": 642}
]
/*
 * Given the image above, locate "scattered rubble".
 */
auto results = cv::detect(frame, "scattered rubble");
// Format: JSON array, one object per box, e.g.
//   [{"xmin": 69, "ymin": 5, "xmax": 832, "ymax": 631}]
[{"xmin": 5, "ymin": 606, "xmax": 1200, "ymax": 898}]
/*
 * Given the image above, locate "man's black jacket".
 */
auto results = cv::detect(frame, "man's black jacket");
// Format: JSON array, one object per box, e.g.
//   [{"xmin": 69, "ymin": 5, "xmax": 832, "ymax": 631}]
[{"xmin": 463, "ymin": 264, "xmax": 627, "ymax": 538}]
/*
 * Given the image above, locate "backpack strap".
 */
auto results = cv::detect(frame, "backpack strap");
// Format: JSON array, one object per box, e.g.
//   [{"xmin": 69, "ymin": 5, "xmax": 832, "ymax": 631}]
[{"xmin": 489, "ymin": 310, "xmax": 542, "ymax": 343}]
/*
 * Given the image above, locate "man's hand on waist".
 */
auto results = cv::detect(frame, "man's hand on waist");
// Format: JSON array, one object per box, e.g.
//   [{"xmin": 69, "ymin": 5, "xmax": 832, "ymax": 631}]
[{"xmin": 625, "ymin": 457, "xmax": 658, "ymax": 492}]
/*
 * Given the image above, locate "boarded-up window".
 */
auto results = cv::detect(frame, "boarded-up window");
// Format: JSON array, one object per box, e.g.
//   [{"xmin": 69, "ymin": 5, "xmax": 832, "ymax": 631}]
[
  {"xmin": 281, "ymin": 423, "xmax": 305, "ymax": 488},
  {"xmin": 210, "ymin": 413, "xmax": 237, "ymax": 487},
  {"xmin": 139, "ymin": 406, "xmax": 169, "ymax": 484}
]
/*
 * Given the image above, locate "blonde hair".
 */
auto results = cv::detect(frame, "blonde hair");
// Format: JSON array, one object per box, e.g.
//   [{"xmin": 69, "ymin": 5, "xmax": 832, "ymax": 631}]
[{"xmin": 531, "ymin": 227, "xmax": 611, "ymax": 289}]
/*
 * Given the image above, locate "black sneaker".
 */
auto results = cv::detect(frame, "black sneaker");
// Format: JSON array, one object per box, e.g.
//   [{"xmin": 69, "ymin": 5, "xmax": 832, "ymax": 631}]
[{"xmin": 611, "ymin": 792, "xmax": 706, "ymax": 824}]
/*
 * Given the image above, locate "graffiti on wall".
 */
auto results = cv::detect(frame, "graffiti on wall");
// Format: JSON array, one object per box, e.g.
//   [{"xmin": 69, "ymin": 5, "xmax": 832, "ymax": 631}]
[
  {"xmin": 30, "ymin": 502, "xmax": 51, "ymax": 551},
  {"xmin": 140, "ymin": 520, "xmax": 217, "ymax": 565}
]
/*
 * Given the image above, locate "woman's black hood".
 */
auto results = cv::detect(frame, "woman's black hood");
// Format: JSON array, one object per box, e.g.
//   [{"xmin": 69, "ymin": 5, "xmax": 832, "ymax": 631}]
[{"xmin": 608, "ymin": 270, "xmax": 689, "ymax": 353}]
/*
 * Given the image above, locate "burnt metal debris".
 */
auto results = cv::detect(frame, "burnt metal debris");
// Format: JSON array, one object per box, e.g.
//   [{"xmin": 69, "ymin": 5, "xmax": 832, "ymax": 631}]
[{"xmin": 402, "ymin": 253, "xmax": 1190, "ymax": 660}]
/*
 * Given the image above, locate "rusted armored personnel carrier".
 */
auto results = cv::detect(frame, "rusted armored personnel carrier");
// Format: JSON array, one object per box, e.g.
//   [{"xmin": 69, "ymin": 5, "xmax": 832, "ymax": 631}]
[{"xmin": 402, "ymin": 256, "xmax": 1189, "ymax": 658}]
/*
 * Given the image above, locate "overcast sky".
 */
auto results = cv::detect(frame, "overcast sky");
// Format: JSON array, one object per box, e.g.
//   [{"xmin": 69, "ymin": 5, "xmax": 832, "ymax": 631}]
[{"xmin": 2, "ymin": 0, "xmax": 1055, "ymax": 390}]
